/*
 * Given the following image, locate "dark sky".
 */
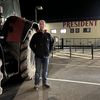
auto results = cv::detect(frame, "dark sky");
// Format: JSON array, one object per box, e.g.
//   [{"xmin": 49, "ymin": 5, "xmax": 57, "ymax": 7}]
[{"xmin": 19, "ymin": 0, "xmax": 100, "ymax": 22}]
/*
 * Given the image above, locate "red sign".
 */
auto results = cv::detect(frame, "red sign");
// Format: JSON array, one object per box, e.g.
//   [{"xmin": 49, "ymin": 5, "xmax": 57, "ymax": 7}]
[{"xmin": 63, "ymin": 20, "xmax": 97, "ymax": 28}]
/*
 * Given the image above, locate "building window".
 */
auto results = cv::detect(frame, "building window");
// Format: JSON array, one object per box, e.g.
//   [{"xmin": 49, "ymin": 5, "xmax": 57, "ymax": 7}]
[
  {"xmin": 51, "ymin": 29, "xmax": 57, "ymax": 34},
  {"xmin": 75, "ymin": 28, "xmax": 80, "ymax": 33},
  {"xmin": 83, "ymin": 28, "xmax": 91, "ymax": 33},
  {"xmin": 70, "ymin": 28, "xmax": 74, "ymax": 33},
  {"xmin": 60, "ymin": 29, "xmax": 66, "ymax": 33}
]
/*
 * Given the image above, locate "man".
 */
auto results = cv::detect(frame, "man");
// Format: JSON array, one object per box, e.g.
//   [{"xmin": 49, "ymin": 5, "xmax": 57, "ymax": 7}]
[{"xmin": 30, "ymin": 20, "xmax": 54, "ymax": 90}]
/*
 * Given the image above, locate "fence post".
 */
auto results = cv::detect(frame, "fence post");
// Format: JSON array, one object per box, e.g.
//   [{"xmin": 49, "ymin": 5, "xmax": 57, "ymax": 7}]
[
  {"xmin": 70, "ymin": 45, "xmax": 71, "ymax": 58},
  {"xmin": 91, "ymin": 44, "xmax": 93, "ymax": 59},
  {"xmin": 82, "ymin": 45, "xmax": 84, "ymax": 53},
  {"xmin": 61, "ymin": 38, "xmax": 64, "ymax": 49}
]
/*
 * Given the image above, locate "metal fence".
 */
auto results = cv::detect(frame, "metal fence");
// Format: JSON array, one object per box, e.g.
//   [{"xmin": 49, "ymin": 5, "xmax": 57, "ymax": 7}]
[
  {"xmin": 53, "ymin": 38, "xmax": 100, "ymax": 59},
  {"xmin": 54, "ymin": 38, "xmax": 100, "ymax": 49}
]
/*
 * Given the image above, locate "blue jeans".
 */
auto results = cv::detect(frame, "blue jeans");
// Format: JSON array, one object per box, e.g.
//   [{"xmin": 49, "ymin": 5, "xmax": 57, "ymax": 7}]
[{"xmin": 34, "ymin": 57, "xmax": 49, "ymax": 85}]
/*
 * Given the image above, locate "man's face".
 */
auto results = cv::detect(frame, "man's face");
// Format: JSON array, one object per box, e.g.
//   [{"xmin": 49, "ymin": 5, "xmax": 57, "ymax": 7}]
[{"xmin": 39, "ymin": 20, "xmax": 45, "ymax": 31}]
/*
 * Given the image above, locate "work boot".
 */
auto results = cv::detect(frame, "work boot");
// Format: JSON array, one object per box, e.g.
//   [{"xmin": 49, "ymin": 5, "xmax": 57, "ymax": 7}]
[
  {"xmin": 34, "ymin": 85, "xmax": 39, "ymax": 91},
  {"xmin": 43, "ymin": 84, "xmax": 50, "ymax": 88}
]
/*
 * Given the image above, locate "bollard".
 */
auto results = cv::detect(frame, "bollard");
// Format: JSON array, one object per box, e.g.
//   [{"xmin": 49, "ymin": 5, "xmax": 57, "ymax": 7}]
[
  {"xmin": 0, "ymin": 59, "xmax": 3, "ymax": 95},
  {"xmin": 61, "ymin": 38, "xmax": 64, "ymax": 49},
  {"xmin": 91, "ymin": 44, "xmax": 93, "ymax": 59},
  {"xmin": 82, "ymin": 45, "xmax": 84, "ymax": 54},
  {"xmin": 69, "ymin": 45, "xmax": 71, "ymax": 58},
  {"xmin": 75, "ymin": 46, "xmax": 76, "ymax": 52}
]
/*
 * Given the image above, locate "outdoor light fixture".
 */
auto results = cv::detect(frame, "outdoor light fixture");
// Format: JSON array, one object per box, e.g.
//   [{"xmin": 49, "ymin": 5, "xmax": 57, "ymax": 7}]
[
  {"xmin": 36, "ymin": 6, "xmax": 43, "ymax": 10},
  {"xmin": 60, "ymin": 29, "xmax": 66, "ymax": 33},
  {"xmin": 51, "ymin": 29, "xmax": 57, "ymax": 33},
  {"xmin": 35, "ymin": 6, "xmax": 43, "ymax": 22}
]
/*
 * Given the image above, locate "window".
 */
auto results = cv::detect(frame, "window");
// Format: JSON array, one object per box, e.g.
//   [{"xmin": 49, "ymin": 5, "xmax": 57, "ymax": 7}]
[
  {"xmin": 75, "ymin": 28, "xmax": 80, "ymax": 33},
  {"xmin": 70, "ymin": 28, "xmax": 74, "ymax": 33},
  {"xmin": 50, "ymin": 29, "xmax": 57, "ymax": 33},
  {"xmin": 60, "ymin": 29, "xmax": 66, "ymax": 33},
  {"xmin": 83, "ymin": 28, "xmax": 91, "ymax": 33}
]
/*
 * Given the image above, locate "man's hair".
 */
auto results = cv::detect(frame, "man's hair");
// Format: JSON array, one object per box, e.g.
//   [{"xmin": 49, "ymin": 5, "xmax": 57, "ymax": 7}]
[{"xmin": 39, "ymin": 20, "xmax": 46, "ymax": 25}]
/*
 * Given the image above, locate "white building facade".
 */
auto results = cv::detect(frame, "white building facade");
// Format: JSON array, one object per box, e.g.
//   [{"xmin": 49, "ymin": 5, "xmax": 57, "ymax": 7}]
[{"xmin": 46, "ymin": 20, "xmax": 100, "ymax": 46}]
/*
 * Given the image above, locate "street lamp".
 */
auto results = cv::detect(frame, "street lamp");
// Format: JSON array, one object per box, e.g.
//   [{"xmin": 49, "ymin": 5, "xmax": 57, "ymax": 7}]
[{"xmin": 35, "ymin": 6, "xmax": 43, "ymax": 22}]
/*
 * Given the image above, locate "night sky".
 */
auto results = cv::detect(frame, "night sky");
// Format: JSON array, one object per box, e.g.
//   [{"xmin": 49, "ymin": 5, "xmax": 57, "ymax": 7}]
[{"xmin": 19, "ymin": 0, "xmax": 100, "ymax": 22}]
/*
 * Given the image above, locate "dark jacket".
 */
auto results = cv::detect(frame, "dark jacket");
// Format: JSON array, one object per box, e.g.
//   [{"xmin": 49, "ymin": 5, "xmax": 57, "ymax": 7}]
[{"xmin": 30, "ymin": 31, "xmax": 54, "ymax": 58}]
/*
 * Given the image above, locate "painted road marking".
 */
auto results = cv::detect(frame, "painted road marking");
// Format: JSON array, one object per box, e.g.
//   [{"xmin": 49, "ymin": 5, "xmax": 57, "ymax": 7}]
[{"xmin": 48, "ymin": 78, "xmax": 100, "ymax": 86}]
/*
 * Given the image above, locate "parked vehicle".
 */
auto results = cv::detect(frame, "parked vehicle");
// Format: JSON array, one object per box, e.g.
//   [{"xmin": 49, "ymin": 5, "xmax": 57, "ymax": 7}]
[{"xmin": 0, "ymin": 16, "xmax": 35, "ymax": 82}]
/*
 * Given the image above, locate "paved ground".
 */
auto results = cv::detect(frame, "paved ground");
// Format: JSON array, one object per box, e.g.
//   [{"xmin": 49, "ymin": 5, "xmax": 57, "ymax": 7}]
[{"xmin": 1, "ymin": 49, "xmax": 100, "ymax": 100}]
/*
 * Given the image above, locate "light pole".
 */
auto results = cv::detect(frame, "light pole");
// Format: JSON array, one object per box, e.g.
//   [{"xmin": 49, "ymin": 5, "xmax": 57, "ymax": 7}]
[{"xmin": 35, "ymin": 6, "xmax": 43, "ymax": 22}]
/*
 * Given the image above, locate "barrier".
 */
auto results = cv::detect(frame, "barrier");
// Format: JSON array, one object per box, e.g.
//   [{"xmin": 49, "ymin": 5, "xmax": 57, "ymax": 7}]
[{"xmin": 53, "ymin": 44, "xmax": 94, "ymax": 59}]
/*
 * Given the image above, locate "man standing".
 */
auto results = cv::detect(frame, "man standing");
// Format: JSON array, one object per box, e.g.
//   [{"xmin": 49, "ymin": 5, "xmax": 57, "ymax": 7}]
[{"xmin": 30, "ymin": 20, "xmax": 54, "ymax": 90}]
